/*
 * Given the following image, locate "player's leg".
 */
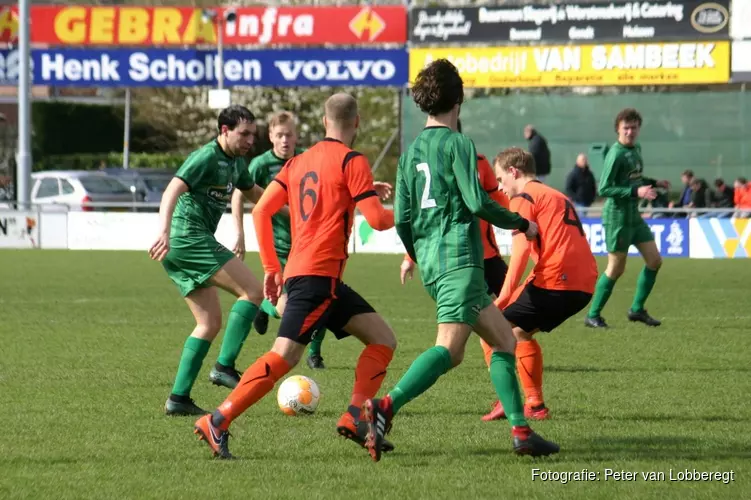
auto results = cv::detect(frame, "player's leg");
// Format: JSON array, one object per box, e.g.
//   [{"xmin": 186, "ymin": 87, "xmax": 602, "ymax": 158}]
[
  {"xmin": 306, "ymin": 327, "xmax": 327, "ymax": 370},
  {"xmin": 587, "ymin": 222, "xmax": 632, "ymax": 327},
  {"xmin": 483, "ymin": 285, "xmax": 591, "ymax": 421},
  {"xmin": 628, "ymin": 235, "xmax": 663, "ymax": 326},
  {"xmin": 207, "ymin": 256, "xmax": 264, "ymax": 389},
  {"xmin": 472, "ymin": 303, "xmax": 559, "ymax": 456},
  {"xmin": 254, "ymin": 254, "xmax": 288, "ymax": 335},
  {"xmin": 324, "ymin": 287, "xmax": 396, "ymax": 451},
  {"xmin": 165, "ymin": 286, "xmax": 222, "ymax": 416},
  {"xmin": 363, "ymin": 269, "xmax": 483, "ymax": 461},
  {"xmin": 194, "ymin": 276, "xmax": 333, "ymax": 459},
  {"xmin": 363, "ymin": 321, "xmax": 470, "ymax": 462},
  {"xmin": 484, "ymin": 255, "xmax": 508, "ymax": 297}
]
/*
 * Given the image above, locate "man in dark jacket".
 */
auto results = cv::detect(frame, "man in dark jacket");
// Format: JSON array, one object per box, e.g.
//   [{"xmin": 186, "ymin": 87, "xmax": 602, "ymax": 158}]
[
  {"xmin": 565, "ymin": 153, "xmax": 596, "ymax": 212},
  {"xmin": 712, "ymin": 178, "xmax": 734, "ymax": 217},
  {"xmin": 524, "ymin": 125, "xmax": 551, "ymax": 182}
]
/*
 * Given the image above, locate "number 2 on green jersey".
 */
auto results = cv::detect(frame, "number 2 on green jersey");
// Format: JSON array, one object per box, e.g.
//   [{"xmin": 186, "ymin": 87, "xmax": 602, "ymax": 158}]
[{"xmin": 416, "ymin": 163, "xmax": 437, "ymax": 209}]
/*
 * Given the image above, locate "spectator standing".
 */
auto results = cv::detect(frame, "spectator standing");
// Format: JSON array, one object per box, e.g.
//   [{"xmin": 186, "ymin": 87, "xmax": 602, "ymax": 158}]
[
  {"xmin": 565, "ymin": 153, "xmax": 596, "ymax": 213},
  {"xmin": 524, "ymin": 125, "xmax": 551, "ymax": 182}
]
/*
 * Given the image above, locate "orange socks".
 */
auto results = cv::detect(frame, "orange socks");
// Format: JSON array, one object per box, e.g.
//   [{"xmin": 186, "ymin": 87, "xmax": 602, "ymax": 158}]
[
  {"xmin": 481, "ymin": 338, "xmax": 544, "ymax": 407},
  {"xmin": 215, "ymin": 351, "xmax": 291, "ymax": 429},
  {"xmin": 480, "ymin": 339, "xmax": 493, "ymax": 369},
  {"xmin": 350, "ymin": 344, "xmax": 394, "ymax": 411},
  {"xmin": 516, "ymin": 339, "xmax": 543, "ymax": 407}
]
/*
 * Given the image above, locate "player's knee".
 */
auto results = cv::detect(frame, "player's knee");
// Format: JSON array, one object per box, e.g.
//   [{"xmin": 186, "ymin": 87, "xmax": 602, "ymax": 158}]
[
  {"xmin": 240, "ymin": 288, "xmax": 264, "ymax": 305},
  {"xmin": 647, "ymin": 255, "xmax": 663, "ymax": 271},
  {"xmin": 376, "ymin": 325, "xmax": 398, "ymax": 351},
  {"xmin": 196, "ymin": 315, "xmax": 222, "ymax": 339},
  {"xmin": 606, "ymin": 264, "xmax": 625, "ymax": 280},
  {"xmin": 271, "ymin": 338, "xmax": 304, "ymax": 367}
]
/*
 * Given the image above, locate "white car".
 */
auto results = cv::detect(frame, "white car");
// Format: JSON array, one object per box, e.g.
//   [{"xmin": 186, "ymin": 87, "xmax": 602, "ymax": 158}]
[{"xmin": 31, "ymin": 171, "xmax": 139, "ymax": 211}]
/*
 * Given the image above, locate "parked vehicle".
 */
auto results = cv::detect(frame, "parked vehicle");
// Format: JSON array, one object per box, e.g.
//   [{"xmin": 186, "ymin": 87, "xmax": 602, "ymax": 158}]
[
  {"xmin": 101, "ymin": 167, "xmax": 175, "ymax": 206},
  {"xmin": 31, "ymin": 170, "xmax": 141, "ymax": 211}
]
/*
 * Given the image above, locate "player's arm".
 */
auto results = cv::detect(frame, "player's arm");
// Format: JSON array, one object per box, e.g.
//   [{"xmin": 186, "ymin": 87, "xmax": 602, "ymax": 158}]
[
  {"xmin": 452, "ymin": 137, "xmax": 530, "ymax": 232},
  {"xmin": 252, "ymin": 180, "xmax": 288, "ymax": 275},
  {"xmin": 598, "ymin": 152, "xmax": 639, "ymax": 199},
  {"xmin": 346, "ymin": 154, "xmax": 395, "ymax": 231},
  {"xmin": 244, "ymin": 163, "xmax": 291, "ymax": 216},
  {"xmin": 496, "ymin": 198, "xmax": 534, "ymax": 309},
  {"xmin": 394, "ymin": 157, "xmax": 418, "ymax": 262},
  {"xmin": 149, "ymin": 154, "xmax": 201, "ymax": 261}
]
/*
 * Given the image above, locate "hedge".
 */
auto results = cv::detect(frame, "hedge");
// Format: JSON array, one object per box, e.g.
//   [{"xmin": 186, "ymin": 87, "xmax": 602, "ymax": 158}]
[{"xmin": 34, "ymin": 153, "xmax": 187, "ymax": 171}]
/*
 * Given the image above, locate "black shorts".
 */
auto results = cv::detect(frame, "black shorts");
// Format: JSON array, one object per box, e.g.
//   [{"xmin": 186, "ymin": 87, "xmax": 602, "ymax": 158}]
[
  {"xmin": 502, "ymin": 283, "xmax": 592, "ymax": 333},
  {"xmin": 484, "ymin": 256, "xmax": 508, "ymax": 297},
  {"xmin": 278, "ymin": 276, "xmax": 375, "ymax": 345}
]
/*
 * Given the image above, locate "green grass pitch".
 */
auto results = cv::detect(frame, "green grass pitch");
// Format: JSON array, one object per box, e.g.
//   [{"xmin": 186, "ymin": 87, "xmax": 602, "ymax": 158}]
[{"xmin": 1, "ymin": 250, "xmax": 749, "ymax": 499}]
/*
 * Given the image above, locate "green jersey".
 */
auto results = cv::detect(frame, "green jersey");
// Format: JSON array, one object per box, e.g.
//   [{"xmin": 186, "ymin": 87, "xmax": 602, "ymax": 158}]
[
  {"xmin": 599, "ymin": 141, "xmax": 656, "ymax": 227},
  {"xmin": 171, "ymin": 140, "xmax": 254, "ymax": 239},
  {"xmin": 395, "ymin": 126, "xmax": 528, "ymax": 285},
  {"xmin": 247, "ymin": 147, "xmax": 305, "ymax": 256}
]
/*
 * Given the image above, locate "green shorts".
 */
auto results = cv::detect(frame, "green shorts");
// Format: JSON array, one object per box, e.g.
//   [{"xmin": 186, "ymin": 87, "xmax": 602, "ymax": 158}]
[
  {"xmin": 604, "ymin": 221, "xmax": 654, "ymax": 254},
  {"xmin": 162, "ymin": 235, "xmax": 235, "ymax": 297},
  {"xmin": 425, "ymin": 266, "xmax": 492, "ymax": 326}
]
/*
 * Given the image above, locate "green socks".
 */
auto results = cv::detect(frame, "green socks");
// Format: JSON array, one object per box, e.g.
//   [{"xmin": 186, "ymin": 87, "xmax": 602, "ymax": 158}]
[
  {"xmin": 489, "ymin": 352, "xmax": 528, "ymax": 427},
  {"xmin": 216, "ymin": 300, "xmax": 259, "ymax": 368},
  {"xmin": 260, "ymin": 299, "xmax": 280, "ymax": 319},
  {"xmin": 631, "ymin": 266, "xmax": 658, "ymax": 312},
  {"xmin": 388, "ymin": 346, "xmax": 453, "ymax": 415},
  {"xmin": 588, "ymin": 273, "xmax": 616, "ymax": 318},
  {"xmin": 171, "ymin": 336, "xmax": 211, "ymax": 397},
  {"xmin": 307, "ymin": 328, "xmax": 327, "ymax": 356}
]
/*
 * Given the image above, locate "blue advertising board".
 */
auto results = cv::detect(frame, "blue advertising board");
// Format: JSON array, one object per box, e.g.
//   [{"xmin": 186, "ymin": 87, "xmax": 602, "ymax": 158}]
[
  {"xmin": 0, "ymin": 48, "xmax": 408, "ymax": 87},
  {"xmin": 581, "ymin": 218, "xmax": 689, "ymax": 258}
]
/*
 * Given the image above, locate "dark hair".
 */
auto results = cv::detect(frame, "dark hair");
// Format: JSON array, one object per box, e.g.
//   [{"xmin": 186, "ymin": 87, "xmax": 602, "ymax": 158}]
[
  {"xmin": 714, "ymin": 178, "xmax": 725, "ymax": 188},
  {"xmin": 412, "ymin": 59, "xmax": 464, "ymax": 116},
  {"xmin": 682, "ymin": 169, "xmax": 694, "ymax": 178},
  {"xmin": 456, "ymin": 118, "xmax": 462, "ymax": 133},
  {"xmin": 494, "ymin": 147, "xmax": 537, "ymax": 176},
  {"xmin": 738, "ymin": 177, "xmax": 748, "ymax": 184},
  {"xmin": 218, "ymin": 105, "xmax": 255, "ymax": 132},
  {"xmin": 614, "ymin": 108, "xmax": 642, "ymax": 132}
]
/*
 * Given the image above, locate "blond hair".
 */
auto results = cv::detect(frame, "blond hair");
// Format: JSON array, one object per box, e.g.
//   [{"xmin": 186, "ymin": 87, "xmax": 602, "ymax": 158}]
[{"xmin": 494, "ymin": 147, "xmax": 537, "ymax": 175}]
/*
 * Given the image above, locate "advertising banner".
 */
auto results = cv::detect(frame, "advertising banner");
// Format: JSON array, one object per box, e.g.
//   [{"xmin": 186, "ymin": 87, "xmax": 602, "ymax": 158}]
[
  {"xmin": 0, "ymin": 5, "xmax": 407, "ymax": 46},
  {"xmin": 354, "ymin": 217, "xmax": 689, "ymax": 257},
  {"xmin": 0, "ymin": 48, "xmax": 408, "ymax": 87},
  {"xmin": 409, "ymin": 41, "xmax": 729, "ymax": 88},
  {"xmin": 409, "ymin": 1, "xmax": 730, "ymax": 44},
  {"xmin": 0, "ymin": 211, "xmax": 39, "ymax": 249},
  {"xmin": 731, "ymin": 40, "xmax": 751, "ymax": 82},
  {"xmin": 730, "ymin": 0, "xmax": 751, "ymax": 39},
  {"xmin": 581, "ymin": 218, "xmax": 689, "ymax": 257},
  {"xmin": 689, "ymin": 218, "xmax": 751, "ymax": 258}
]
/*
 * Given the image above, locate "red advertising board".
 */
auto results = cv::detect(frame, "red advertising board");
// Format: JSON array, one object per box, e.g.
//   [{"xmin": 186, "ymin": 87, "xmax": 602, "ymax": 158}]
[{"xmin": 0, "ymin": 5, "xmax": 406, "ymax": 46}]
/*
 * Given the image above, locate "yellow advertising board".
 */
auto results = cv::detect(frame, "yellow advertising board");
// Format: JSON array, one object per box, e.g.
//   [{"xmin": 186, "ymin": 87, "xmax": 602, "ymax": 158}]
[{"xmin": 409, "ymin": 42, "xmax": 730, "ymax": 88}]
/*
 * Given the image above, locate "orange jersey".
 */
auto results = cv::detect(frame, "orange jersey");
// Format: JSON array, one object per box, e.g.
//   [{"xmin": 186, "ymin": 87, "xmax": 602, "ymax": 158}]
[
  {"xmin": 255, "ymin": 138, "xmax": 392, "ymax": 280},
  {"xmin": 505, "ymin": 181, "xmax": 597, "ymax": 295},
  {"xmin": 477, "ymin": 154, "xmax": 509, "ymax": 259},
  {"xmin": 735, "ymin": 182, "xmax": 751, "ymax": 209}
]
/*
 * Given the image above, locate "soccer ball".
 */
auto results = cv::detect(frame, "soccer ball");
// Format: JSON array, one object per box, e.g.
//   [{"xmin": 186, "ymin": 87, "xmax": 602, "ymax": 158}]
[{"xmin": 277, "ymin": 375, "xmax": 320, "ymax": 416}]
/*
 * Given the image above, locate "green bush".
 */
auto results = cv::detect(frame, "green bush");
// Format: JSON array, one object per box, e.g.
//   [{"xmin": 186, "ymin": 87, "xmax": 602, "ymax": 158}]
[{"xmin": 34, "ymin": 153, "xmax": 187, "ymax": 171}]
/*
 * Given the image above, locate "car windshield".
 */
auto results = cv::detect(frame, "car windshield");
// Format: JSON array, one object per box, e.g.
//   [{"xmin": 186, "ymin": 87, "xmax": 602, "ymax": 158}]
[
  {"xmin": 142, "ymin": 175, "xmax": 172, "ymax": 191},
  {"xmin": 79, "ymin": 176, "xmax": 131, "ymax": 194}
]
